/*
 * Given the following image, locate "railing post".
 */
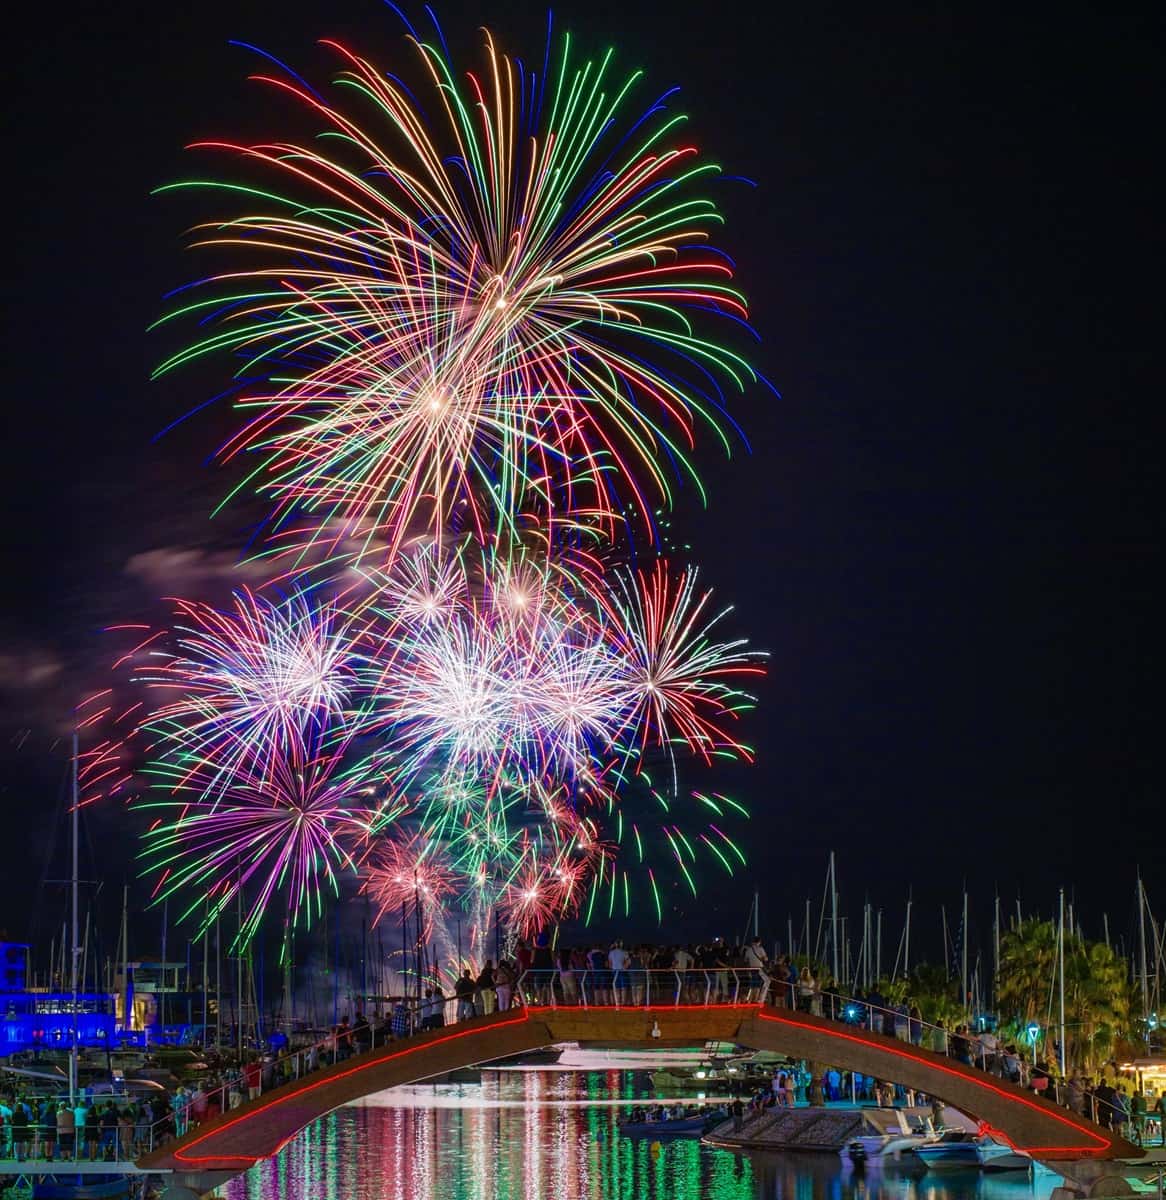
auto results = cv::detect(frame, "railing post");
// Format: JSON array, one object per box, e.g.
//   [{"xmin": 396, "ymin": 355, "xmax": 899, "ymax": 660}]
[
  {"xmin": 703, "ymin": 971, "xmax": 711, "ymax": 1007},
  {"xmin": 673, "ymin": 970, "xmax": 682, "ymax": 1007}
]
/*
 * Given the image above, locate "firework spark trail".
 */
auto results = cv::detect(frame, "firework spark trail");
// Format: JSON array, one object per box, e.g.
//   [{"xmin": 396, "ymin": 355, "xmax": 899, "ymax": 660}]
[
  {"xmin": 138, "ymin": 724, "xmax": 379, "ymax": 948},
  {"xmin": 603, "ymin": 560, "xmax": 764, "ymax": 763},
  {"xmin": 359, "ymin": 833, "xmax": 457, "ymax": 930},
  {"xmin": 153, "ymin": 21, "xmax": 766, "ymax": 559},
  {"xmin": 136, "ymin": 589, "xmax": 367, "ymax": 801}
]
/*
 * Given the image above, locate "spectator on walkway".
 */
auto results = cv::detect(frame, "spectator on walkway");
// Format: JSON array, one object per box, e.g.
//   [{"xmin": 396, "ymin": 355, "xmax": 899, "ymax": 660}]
[
  {"xmin": 99, "ymin": 1103, "xmax": 119, "ymax": 1158},
  {"xmin": 391, "ymin": 998, "xmax": 411, "ymax": 1039},
  {"xmin": 10, "ymin": 1100, "xmax": 29, "ymax": 1161},
  {"xmin": 744, "ymin": 939, "xmax": 767, "ymax": 1001},
  {"xmin": 978, "ymin": 1027, "xmax": 1000, "ymax": 1073},
  {"xmin": 119, "ymin": 1108, "xmax": 134, "ymax": 1159},
  {"xmin": 56, "ymin": 1103, "xmax": 76, "ymax": 1161},
  {"xmin": 1130, "ymin": 1091, "xmax": 1147, "ymax": 1145},
  {"xmin": 532, "ymin": 935, "xmax": 555, "ymax": 1003},
  {"xmin": 797, "ymin": 966, "xmax": 816, "ymax": 1014},
  {"xmin": 455, "ymin": 969, "xmax": 477, "ymax": 1020},
  {"xmin": 495, "ymin": 960, "xmax": 515, "ymax": 1012},
  {"xmin": 608, "ymin": 941, "xmax": 629, "ymax": 1004},
  {"xmin": 557, "ymin": 947, "xmax": 576, "ymax": 1004},
  {"xmin": 352, "ymin": 1009, "xmax": 371, "ymax": 1054},
  {"xmin": 477, "ymin": 961, "xmax": 497, "ymax": 1014},
  {"xmin": 908, "ymin": 1003, "xmax": 923, "ymax": 1045}
]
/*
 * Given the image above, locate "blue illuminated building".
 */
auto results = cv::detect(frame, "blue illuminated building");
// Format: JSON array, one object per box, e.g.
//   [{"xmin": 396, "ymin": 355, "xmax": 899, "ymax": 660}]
[{"xmin": 0, "ymin": 941, "xmax": 117, "ymax": 1054}]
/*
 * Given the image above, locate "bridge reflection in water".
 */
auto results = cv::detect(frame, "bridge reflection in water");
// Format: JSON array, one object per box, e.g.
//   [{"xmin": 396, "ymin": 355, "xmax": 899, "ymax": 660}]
[{"xmin": 219, "ymin": 1069, "xmax": 1062, "ymax": 1200}]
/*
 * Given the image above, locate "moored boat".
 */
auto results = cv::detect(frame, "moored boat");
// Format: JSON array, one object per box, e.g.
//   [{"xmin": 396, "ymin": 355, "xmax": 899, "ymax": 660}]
[
  {"xmin": 916, "ymin": 1130, "xmax": 1032, "ymax": 1172},
  {"xmin": 840, "ymin": 1110, "xmax": 931, "ymax": 1164},
  {"xmin": 618, "ymin": 1105, "xmax": 727, "ymax": 1137}
]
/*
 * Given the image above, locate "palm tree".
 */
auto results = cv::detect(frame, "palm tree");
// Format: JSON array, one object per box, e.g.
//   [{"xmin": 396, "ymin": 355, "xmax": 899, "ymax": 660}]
[
  {"xmin": 908, "ymin": 963, "xmax": 965, "ymax": 1027},
  {"xmin": 1063, "ymin": 939, "xmax": 1130, "ymax": 1070},
  {"xmin": 997, "ymin": 919, "xmax": 1058, "ymax": 1030},
  {"xmin": 997, "ymin": 921, "xmax": 1131, "ymax": 1070}
]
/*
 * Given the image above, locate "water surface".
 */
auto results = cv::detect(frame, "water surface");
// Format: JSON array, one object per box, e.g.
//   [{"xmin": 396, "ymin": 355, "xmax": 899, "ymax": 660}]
[{"xmin": 219, "ymin": 1068, "xmax": 1062, "ymax": 1200}]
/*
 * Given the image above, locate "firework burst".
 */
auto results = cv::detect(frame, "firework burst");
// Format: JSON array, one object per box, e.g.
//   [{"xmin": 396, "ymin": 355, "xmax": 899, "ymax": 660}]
[
  {"xmin": 138, "ymin": 589, "xmax": 366, "ymax": 800},
  {"xmin": 137, "ymin": 726, "xmax": 376, "ymax": 948},
  {"xmin": 154, "ymin": 18, "xmax": 766, "ymax": 558}
]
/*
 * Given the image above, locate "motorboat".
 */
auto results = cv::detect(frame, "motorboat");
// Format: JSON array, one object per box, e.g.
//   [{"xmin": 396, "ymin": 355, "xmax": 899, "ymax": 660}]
[
  {"xmin": 915, "ymin": 1130, "xmax": 983, "ymax": 1168},
  {"xmin": 482, "ymin": 1047, "xmax": 564, "ymax": 1068},
  {"xmin": 618, "ymin": 1106, "xmax": 727, "ymax": 1137},
  {"xmin": 976, "ymin": 1142, "xmax": 1034, "ymax": 1172},
  {"xmin": 841, "ymin": 1110, "xmax": 931, "ymax": 1164},
  {"xmin": 916, "ymin": 1130, "xmax": 1032, "ymax": 1171},
  {"xmin": 650, "ymin": 1055, "xmax": 778, "ymax": 1095}
]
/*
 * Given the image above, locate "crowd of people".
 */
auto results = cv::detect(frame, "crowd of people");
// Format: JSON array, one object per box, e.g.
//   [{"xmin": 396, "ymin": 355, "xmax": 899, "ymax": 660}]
[{"xmin": 0, "ymin": 1093, "xmax": 170, "ymax": 1163}]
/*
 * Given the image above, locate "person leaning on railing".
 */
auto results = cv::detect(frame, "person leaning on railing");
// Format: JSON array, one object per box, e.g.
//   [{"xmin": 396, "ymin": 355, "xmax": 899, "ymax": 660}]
[{"xmin": 9, "ymin": 1099, "xmax": 30, "ymax": 1161}]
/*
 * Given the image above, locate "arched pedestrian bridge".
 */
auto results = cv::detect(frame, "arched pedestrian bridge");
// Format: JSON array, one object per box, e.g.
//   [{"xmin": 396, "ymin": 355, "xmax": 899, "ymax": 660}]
[{"xmin": 142, "ymin": 999, "xmax": 1139, "ymax": 1194}]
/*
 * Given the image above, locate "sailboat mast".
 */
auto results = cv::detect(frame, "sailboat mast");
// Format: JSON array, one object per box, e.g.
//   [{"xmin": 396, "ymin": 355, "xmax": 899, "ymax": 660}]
[
  {"xmin": 121, "ymin": 885, "xmax": 129, "ymax": 1030},
  {"xmin": 69, "ymin": 731, "xmax": 79, "ymax": 1106},
  {"xmin": 961, "ymin": 890, "xmax": 969, "ymax": 1014},
  {"xmin": 905, "ymin": 896, "xmax": 912, "ymax": 977},
  {"xmin": 1058, "ymin": 888, "xmax": 1066, "ymax": 1075},
  {"xmin": 993, "ymin": 894, "xmax": 1001, "ymax": 1005},
  {"xmin": 876, "ymin": 909, "xmax": 882, "ymax": 982},
  {"xmin": 830, "ymin": 852, "xmax": 839, "ymax": 984},
  {"xmin": 1138, "ymin": 873, "xmax": 1150, "ymax": 1027}
]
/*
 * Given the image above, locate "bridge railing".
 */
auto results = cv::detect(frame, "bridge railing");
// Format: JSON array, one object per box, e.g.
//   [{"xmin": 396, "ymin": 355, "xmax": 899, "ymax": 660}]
[
  {"xmin": 521, "ymin": 966, "xmax": 771, "ymax": 1009},
  {"xmin": 765, "ymin": 983, "xmax": 1138, "ymax": 1135}
]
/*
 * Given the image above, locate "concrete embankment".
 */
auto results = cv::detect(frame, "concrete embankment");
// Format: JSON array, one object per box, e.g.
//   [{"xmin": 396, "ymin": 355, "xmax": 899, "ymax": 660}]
[
  {"xmin": 704, "ymin": 1106, "xmax": 864, "ymax": 1151},
  {"xmin": 703, "ymin": 1104, "xmax": 968, "ymax": 1152}
]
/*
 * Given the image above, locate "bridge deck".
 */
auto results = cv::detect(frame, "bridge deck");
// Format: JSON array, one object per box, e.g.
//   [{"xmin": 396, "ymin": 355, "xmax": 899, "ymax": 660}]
[{"xmin": 139, "ymin": 1002, "xmax": 1140, "ymax": 1181}]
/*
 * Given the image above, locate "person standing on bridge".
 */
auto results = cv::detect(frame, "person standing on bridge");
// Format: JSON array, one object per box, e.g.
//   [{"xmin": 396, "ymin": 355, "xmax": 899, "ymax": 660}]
[
  {"xmin": 744, "ymin": 938, "xmax": 767, "ymax": 1001},
  {"xmin": 495, "ymin": 960, "xmax": 514, "ymax": 1011},
  {"xmin": 455, "ymin": 969, "xmax": 476, "ymax": 1021},
  {"xmin": 908, "ymin": 1003, "xmax": 923, "ymax": 1045},
  {"xmin": 608, "ymin": 941, "xmax": 629, "ymax": 1005},
  {"xmin": 243, "ymin": 1058, "xmax": 262, "ymax": 1102},
  {"xmin": 557, "ymin": 947, "xmax": 577, "ymax": 1005},
  {"xmin": 797, "ymin": 966, "xmax": 816, "ymax": 1014},
  {"xmin": 477, "ymin": 961, "xmax": 497, "ymax": 1014},
  {"xmin": 352, "ymin": 1009, "xmax": 371, "ymax": 1054}
]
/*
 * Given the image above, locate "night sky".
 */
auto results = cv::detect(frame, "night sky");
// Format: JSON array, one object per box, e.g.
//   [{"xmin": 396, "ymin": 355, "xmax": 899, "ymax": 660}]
[{"xmin": 3, "ymin": 2, "xmax": 1160, "ymax": 959}]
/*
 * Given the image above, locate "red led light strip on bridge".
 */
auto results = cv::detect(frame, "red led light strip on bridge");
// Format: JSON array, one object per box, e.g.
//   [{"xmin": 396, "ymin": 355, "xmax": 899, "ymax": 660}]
[
  {"xmin": 756, "ymin": 1009, "xmax": 1112, "ymax": 1155},
  {"xmin": 171, "ymin": 1002, "xmax": 1113, "ymax": 1166},
  {"xmin": 171, "ymin": 1004, "xmax": 759, "ymax": 1165},
  {"xmin": 174, "ymin": 1010, "xmax": 532, "ymax": 1166}
]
